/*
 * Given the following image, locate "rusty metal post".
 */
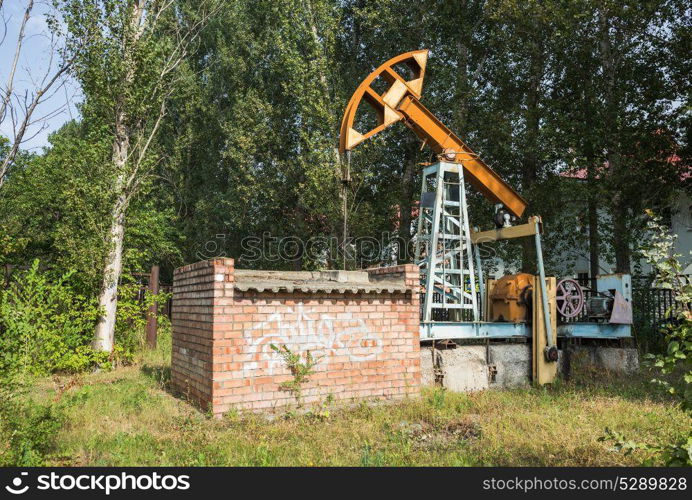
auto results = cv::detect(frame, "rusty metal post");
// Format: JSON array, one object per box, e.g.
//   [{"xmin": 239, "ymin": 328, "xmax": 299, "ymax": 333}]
[{"xmin": 146, "ymin": 265, "xmax": 160, "ymax": 349}]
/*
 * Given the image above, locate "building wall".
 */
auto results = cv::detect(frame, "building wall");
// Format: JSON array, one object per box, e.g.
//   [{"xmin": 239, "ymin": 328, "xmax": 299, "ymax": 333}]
[
  {"xmin": 549, "ymin": 188, "xmax": 691, "ymax": 279},
  {"xmin": 170, "ymin": 259, "xmax": 222, "ymax": 407},
  {"xmin": 171, "ymin": 259, "xmax": 421, "ymax": 416},
  {"xmin": 671, "ymin": 191, "xmax": 692, "ymax": 273}
]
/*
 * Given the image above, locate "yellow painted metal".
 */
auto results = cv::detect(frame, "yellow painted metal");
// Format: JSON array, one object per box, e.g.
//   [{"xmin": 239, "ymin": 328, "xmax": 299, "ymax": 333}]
[
  {"xmin": 532, "ymin": 276, "xmax": 558, "ymax": 385},
  {"xmin": 485, "ymin": 278, "xmax": 496, "ymax": 322},
  {"xmin": 396, "ymin": 97, "xmax": 527, "ymax": 218},
  {"xmin": 489, "ymin": 273, "xmax": 533, "ymax": 323},
  {"xmin": 339, "ymin": 50, "xmax": 428, "ymax": 153},
  {"xmin": 339, "ymin": 49, "xmax": 528, "ymax": 218},
  {"xmin": 471, "ymin": 216, "xmax": 542, "ymax": 244}
]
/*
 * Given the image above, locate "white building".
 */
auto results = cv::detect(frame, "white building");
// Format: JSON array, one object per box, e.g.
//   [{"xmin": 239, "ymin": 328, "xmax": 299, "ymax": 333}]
[{"xmin": 560, "ymin": 168, "xmax": 691, "ymax": 281}]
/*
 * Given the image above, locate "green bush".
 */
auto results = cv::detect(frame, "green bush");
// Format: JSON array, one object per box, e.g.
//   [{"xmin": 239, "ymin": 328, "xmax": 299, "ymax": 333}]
[
  {"xmin": 603, "ymin": 211, "xmax": 691, "ymax": 466},
  {"xmin": 0, "ymin": 379, "xmax": 64, "ymax": 466},
  {"xmin": 641, "ymin": 211, "xmax": 691, "ymax": 411},
  {"xmin": 0, "ymin": 260, "xmax": 105, "ymax": 375},
  {"xmin": 114, "ymin": 280, "xmax": 149, "ymax": 362},
  {"xmin": 114, "ymin": 274, "xmax": 172, "ymax": 364}
]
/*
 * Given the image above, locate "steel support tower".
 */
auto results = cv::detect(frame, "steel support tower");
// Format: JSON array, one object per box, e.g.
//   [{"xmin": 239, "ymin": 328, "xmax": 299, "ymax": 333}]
[{"xmin": 415, "ymin": 161, "xmax": 479, "ymax": 323}]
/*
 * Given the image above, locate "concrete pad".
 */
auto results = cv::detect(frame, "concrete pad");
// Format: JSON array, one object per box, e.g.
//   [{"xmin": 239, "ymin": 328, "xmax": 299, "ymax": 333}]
[
  {"xmin": 488, "ymin": 344, "xmax": 531, "ymax": 387},
  {"xmin": 317, "ymin": 270, "xmax": 370, "ymax": 283},
  {"xmin": 438, "ymin": 346, "xmax": 488, "ymax": 392},
  {"xmin": 594, "ymin": 347, "xmax": 639, "ymax": 374},
  {"xmin": 561, "ymin": 346, "xmax": 639, "ymax": 377},
  {"xmin": 419, "ymin": 343, "xmax": 638, "ymax": 393},
  {"xmin": 233, "ymin": 269, "xmax": 408, "ymax": 294}
]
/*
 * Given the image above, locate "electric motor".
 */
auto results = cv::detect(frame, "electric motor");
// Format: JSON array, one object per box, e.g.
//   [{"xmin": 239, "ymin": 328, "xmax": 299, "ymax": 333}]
[{"xmin": 586, "ymin": 296, "xmax": 613, "ymax": 320}]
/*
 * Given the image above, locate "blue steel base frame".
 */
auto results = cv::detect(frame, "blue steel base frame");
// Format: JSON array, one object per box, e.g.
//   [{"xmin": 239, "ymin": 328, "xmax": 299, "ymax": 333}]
[
  {"xmin": 557, "ymin": 323, "xmax": 631, "ymax": 338},
  {"xmin": 419, "ymin": 273, "xmax": 635, "ymax": 340},
  {"xmin": 420, "ymin": 322, "xmax": 529, "ymax": 340},
  {"xmin": 420, "ymin": 321, "xmax": 631, "ymax": 340}
]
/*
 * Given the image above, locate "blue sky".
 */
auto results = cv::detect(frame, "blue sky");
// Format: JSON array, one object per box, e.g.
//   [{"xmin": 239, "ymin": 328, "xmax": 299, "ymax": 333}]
[{"xmin": 0, "ymin": 0, "xmax": 81, "ymax": 152}]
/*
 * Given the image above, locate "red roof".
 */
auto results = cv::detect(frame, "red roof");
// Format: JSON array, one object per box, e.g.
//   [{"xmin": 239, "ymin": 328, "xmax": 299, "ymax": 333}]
[{"xmin": 560, "ymin": 154, "xmax": 690, "ymax": 182}]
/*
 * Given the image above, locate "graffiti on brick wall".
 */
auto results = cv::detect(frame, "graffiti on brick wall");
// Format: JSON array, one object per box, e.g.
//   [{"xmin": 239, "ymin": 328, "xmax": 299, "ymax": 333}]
[{"xmin": 244, "ymin": 304, "xmax": 383, "ymax": 376}]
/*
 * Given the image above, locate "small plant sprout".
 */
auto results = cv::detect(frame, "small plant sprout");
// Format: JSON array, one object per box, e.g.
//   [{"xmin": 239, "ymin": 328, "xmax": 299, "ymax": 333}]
[{"xmin": 270, "ymin": 344, "xmax": 322, "ymax": 407}]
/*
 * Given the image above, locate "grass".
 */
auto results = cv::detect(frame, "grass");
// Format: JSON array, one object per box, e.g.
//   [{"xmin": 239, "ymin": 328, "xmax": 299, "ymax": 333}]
[{"xmin": 21, "ymin": 345, "xmax": 691, "ymax": 467}]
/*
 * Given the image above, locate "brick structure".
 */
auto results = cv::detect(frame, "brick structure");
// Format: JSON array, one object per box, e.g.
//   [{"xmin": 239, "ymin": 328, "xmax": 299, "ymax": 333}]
[{"xmin": 171, "ymin": 259, "xmax": 421, "ymax": 415}]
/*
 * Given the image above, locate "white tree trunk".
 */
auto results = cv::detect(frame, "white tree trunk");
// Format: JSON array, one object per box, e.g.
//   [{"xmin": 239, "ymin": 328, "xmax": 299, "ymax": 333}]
[
  {"xmin": 92, "ymin": 197, "xmax": 126, "ymax": 351},
  {"xmin": 93, "ymin": 114, "xmax": 129, "ymax": 352}
]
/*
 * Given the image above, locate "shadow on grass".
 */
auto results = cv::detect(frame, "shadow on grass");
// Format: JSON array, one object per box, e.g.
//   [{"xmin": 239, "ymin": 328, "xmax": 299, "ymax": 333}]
[
  {"xmin": 550, "ymin": 366, "xmax": 677, "ymax": 406},
  {"xmin": 138, "ymin": 363, "xmax": 211, "ymax": 415}
]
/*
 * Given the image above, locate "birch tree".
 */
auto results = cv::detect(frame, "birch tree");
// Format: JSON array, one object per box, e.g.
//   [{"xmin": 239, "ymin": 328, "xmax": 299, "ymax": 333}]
[{"xmin": 60, "ymin": 0, "xmax": 216, "ymax": 352}]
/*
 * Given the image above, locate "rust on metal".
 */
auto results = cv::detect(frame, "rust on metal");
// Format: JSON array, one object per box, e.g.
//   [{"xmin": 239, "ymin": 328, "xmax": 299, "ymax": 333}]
[{"xmin": 146, "ymin": 264, "xmax": 160, "ymax": 349}]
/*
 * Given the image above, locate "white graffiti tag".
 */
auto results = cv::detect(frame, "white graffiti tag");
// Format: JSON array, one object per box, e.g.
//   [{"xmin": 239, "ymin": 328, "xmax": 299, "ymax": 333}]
[{"xmin": 244, "ymin": 304, "xmax": 383, "ymax": 376}]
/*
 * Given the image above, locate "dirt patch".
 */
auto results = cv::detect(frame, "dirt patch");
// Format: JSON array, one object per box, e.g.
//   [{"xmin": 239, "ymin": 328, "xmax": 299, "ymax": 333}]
[{"xmin": 396, "ymin": 416, "xmax": 481, "ymax": 449}]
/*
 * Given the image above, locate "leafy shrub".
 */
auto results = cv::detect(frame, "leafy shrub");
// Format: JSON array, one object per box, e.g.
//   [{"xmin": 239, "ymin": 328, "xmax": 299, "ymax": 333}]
[
  {"xmin": 603, "ymin": 211, "xmax": 691, "ymax": 466},
  {"xmin": 600, "ymin": 428, "xmax": 691, "ymax": 467},
  {"xmin": 114, "ymin": 273, "xmax": 172, "ymax": 364},
  {"xmin": 0, "ymin": 260, "xmax": 105, "ymax": 375},
  {"xmin": 270, "ymin": 344, "xmax": 321, "ymax": 407},
  {"xmin": 640, "ymin": 213, "xmax": 691, "ymax": 410}
]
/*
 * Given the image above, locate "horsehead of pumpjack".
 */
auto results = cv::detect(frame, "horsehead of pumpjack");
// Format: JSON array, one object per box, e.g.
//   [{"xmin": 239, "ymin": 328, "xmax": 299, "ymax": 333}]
[{"xmin": 338, "ymin": 49, "xmax": 528, "ymax": 222}]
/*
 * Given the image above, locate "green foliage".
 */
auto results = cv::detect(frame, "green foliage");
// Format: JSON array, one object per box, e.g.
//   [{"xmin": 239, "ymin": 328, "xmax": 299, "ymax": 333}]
[
  {"xmin": 0, "ymin": 379, "xmax": 64, "ymax": 466},
  {"xmin": 641, "ymin": 211, "xmax": 692, "ymax": 409},
  {"xmin": 600, "ymin": 428, "xmax": 691, "ymax": 467},
  {"xmin": 0, "ymin": 260, "xmax": 105, "ymax": 375},
  {"xmin": 114, "ymin": 272, "xmax": 173, "ymax": 365},
  {"xmin": 0, "ymin": 121, "xmax": 112, "ymax": 293},
  {"xmin": 426, "ymin": 387, "xmax": 447, "ymax": 410},
  {"xmin": 3, "ymin": 0, "xmax": 687, "ymax": 307},
  {"xmin": 270, "ymin": 344, "xmax": 322, "ymax": 406},
  {"xmin": 602, "ymin": 211, "xmax": 692, "ymax": 466},
  {"xmin": 156, "ymin": 0, "xmax": 689, "ymax": 276}
]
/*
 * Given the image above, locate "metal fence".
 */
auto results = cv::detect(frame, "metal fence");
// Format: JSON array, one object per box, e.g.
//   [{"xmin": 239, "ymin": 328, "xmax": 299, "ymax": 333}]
[
  {"xmin": 634, "ymin": 287, "xmax": 673, "ymax": 323},
  {"xmin": 633, "ymin": 283, "xmax": 683, "ymax": 353},
  {"xmin": 134, "ymin": 279, "xmax": 173, "ymax": 319}
]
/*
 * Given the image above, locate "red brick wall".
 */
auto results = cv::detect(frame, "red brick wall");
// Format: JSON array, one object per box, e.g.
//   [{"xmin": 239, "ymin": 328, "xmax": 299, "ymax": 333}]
[
  {"xmin": 171, "ymin": 258, "xmax": 235, "ymax": 408},
  {"xmin": 171, "ymin": 260, "xmax": 421, "ymax": 415}
]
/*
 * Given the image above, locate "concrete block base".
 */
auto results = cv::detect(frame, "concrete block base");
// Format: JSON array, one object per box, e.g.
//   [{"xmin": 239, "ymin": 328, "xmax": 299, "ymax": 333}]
[
  {"xmin": 421, "ymin": 343, "xmax": 639, "ymax": 392},
  {"xmin": 561, "ymin": 346, "xmax": 639, "ymax": 377},
  {"xmin": 488, "ymin": 344, "xmax": 531, "ymax": 388},
  {"xmin": 437, "ymin": 346, "xmax": 488, "ymax": 392}
]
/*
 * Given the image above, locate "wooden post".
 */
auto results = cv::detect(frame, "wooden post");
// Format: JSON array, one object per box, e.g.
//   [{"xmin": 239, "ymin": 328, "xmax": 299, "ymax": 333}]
[
  {"xmin": 146, "ymin": 265, "xmax": 160, "ymax": 349},
  {"xmin": 532, "ymin": 275, "xmax": 558, "ymax": 385}
]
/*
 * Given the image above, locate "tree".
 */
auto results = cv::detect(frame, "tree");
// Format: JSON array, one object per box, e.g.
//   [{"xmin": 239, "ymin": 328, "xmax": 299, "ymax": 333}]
[
  {"xmin": 59, "ymin": 0, "xmax": 216, "ymax": 352},
  {"xmin": 166, "ymin": 0, "xmax": 362, "ymax": 270},
  {"xmin": 0, "ymin": 121, "xmax": 111, "ymax": 291},
  {"xmin": 553, "ymin": 0, "xmax": 688, "ymax": 275}
]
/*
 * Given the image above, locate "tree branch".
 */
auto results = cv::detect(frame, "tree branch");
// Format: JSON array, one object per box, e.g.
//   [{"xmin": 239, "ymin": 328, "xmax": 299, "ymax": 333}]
[
  {"xmin": 0, "ymin": 0, "xmax": 33, "ymax": 125},
  {"xmin": 0, "ymin": 54, "xmax": 75, "ymax": 189}
]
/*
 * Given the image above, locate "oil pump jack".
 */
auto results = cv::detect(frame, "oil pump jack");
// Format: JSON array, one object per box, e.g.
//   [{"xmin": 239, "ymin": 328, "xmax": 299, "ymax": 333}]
[{"xmin": 339, "ymin": 50, "xmax": 635, "ymax": 385}]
